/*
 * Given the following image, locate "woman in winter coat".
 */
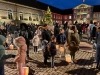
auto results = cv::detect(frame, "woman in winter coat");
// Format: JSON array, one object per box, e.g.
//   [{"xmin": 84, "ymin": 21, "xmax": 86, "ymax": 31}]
[{"xmin": 67, "ymin": 25, "xmax": 80, "ymax": 63}]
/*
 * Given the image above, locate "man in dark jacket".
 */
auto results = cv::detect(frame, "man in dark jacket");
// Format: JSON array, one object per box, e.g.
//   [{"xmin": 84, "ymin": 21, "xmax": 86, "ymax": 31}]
[
  {"xmin": 76, "ymin": 23, "xmax": 82, "ymax": 40},
  {"xmin": 54, "ymin": 23, "xmax": 60, "ymax": 37},
  {"xmin": 42, "ymin": 24, "xmax": 52, "ymax": 42},
  {"xmin": 8, "ymin": 21, "xmax": 18, "ymax": 43}
]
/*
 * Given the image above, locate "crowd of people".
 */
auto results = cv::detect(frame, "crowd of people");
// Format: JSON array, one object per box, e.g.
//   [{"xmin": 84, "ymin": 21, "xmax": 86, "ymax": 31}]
[{"xmin": 0, "ymin": 20, "xmax": 100, "ymax": 75}]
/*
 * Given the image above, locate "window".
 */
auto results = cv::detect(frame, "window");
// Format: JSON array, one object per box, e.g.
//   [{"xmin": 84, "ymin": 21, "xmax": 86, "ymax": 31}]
[
  {"xmin": 36, "ymin": 15, "xmax": 38, "ymax": 21},
  {"xmin": 29, "ymin": 13, "xmax": 32, "ymax": 21},
  {"xmin": 69, "ymin": 16, "xmax": 72, "ymax": 19},
  {"xmin": 19, "ymin": 12, "xmax": 23, "ymax": 20},
  {"xmin": 8, "ymin": 10, "xmax": 13, "ymax": 19}
]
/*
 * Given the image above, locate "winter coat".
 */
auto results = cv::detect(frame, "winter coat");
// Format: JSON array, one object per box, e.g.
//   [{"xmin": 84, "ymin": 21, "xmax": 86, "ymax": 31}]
[
  {"xmin": 50, "ymin": 42, "xmax": 56, "ymax": 56},
  {"xmin": 14, "ymin": 36, "xmax": 27, "ymax": 63},
  {"xmin": 42, "ymin": 29, "xmax": 52, "ymax": 42},
  {"xmin": 67, "ymin": 29, "xmax": 80, "ymax": 53},
  {"xmin": 0, "ymin": 29, "xmax": 7, "ymax": 37},
  {"xmin": 76, "ymin": 24, "xmax": 82, "ymax": 34},
  {"xmin": 0, "ymin": 35, "xmax": 11, "ymax": 66},
  {"xmin": 19, "ymin": 30, "xmax": 32, "ymax": 46},
  {"xmin": 57, "ymin": 33, "xmax": 66, "ymax": 44},
  {"xmin": 8, "ymin": 25, "xmax": 18, "ymax": 34},
  {"xmin": 32, "ymin": 35, "xmax": 40, "ymax": 46},
  {"xmin": 54, "ymin": 26, "xmax": 60, "ymax": 37}
]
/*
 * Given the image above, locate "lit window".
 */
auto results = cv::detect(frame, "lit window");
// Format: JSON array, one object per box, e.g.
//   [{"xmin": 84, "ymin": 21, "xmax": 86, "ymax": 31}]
[
  {"xmin": 8, "ymin": 10, "xmax": 13, "ymax": 19},
  {"xmin": 69, "ymin": 16, "xmax": 72, "ymax": 19},
  {"xmin": 36, "ymin": 15, "xmax": 38, "ymax": 21},
  {"xmin": 19, "ymin": 12, "xmax": 23, "ymax": 20},
  {"xmin": 29, "ymin": 13, "xmax": 32, "ymax": 21}
]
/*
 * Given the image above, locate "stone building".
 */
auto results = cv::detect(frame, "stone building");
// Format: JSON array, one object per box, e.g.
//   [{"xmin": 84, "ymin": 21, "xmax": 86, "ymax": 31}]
[{"xmin": 0, "ymin": 1, "xmax": 44, "ymax": 25}]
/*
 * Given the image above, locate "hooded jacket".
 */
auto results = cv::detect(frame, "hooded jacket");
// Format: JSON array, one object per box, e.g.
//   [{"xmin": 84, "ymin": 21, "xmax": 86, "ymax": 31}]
[
  {"xmin": 67, "ymin": 29, "xmax": 80, "ymax": 52},
  {"xmin": 0, "ymin": 35, "xmax": 15, "ymax": 66},
  {"xmin": 0, "ymin": 35, "xmax": 6, "ymax": 59},
  {"xmin": 14, "ymin": 36, "xmax": 27, "ymax": 63}
]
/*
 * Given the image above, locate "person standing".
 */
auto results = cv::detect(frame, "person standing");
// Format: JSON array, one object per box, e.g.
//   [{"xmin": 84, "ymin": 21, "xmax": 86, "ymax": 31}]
[
  {"xmin": 19, "ymin": 23, "xmax": 32, "ymax": 58},
  {"xmin": 8, "ymin": 21, "xmax": 18, "ymax": 43},
  {"xmin": 32, "ymin": 33, "xmax": 40, "ymax": 53},
  {"xmin": 42, "ymin": 24, "xmax": 52, "ymax": 42},
  {"xmin": 67, "ymin": 25, "xmax": 80, "ymax": 63},
  {"xmin": 50, "ymin": 36, "xmax": 57, "ymax": 69},
  {"xmin": 76, "ymin": 23, "xmax": 82, "ymax": 40},
  {"xmin": 0, "ymin": 35, "xmax": 15, "ymax": 75},
  {"xmin": 14, "ymin": 36, "xmax": 27, "ymax": 75},
  {"xmin": 57, "ymin": 29, "xmax": 66, "ymax": 58},
  {"xmin": 54, "ymin": 23, "xmax": 60, "ymax": 37}
]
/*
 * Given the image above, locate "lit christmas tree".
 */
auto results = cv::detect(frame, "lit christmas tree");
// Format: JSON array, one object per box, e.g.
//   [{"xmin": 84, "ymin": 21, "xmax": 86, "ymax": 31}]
[{"xmin": 42, "ymin": 6, "xmax": 53, "ymax": 25}]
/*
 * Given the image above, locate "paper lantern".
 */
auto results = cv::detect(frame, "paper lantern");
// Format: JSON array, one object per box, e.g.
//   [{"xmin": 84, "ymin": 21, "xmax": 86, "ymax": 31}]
[
  {"xmin": 65, "ymin": 54, "xmax": 72, "ymax": 62},
  {"xmin": 56, "ymin": 45, "xmax": 59, "ymax": 50},
  {"xmin": 59, "ymin": 47, "xmax": 64, "ymax": 52},
  {"xmin": 9, "ymin": 44, "xmax": 14, "ymax": 50},
  {"xmin": 23, "ymin": 67, "xmax": 29, "ymax": 75}
]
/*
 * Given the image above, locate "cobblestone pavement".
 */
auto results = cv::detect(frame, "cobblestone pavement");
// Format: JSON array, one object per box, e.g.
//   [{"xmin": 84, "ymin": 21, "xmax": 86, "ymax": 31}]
[{"xmin": 5, "ymin": 42, "xmax": 100, "ymax": 75}]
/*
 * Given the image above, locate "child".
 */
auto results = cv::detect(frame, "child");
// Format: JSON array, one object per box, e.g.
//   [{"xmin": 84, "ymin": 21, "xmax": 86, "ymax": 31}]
[
  {"xmin": 32, "ymin": 34, "xmax": 40, "ymax": 53},
  {"xmin": 57, "ymin": 29, "xmax": 66, "ymax": 58},
  {"xmin": 6, "ymin": 33, "xmax": 12, "ymax": 48},
  {"xmin": 0, "ymin": 35, "xmax": 15, "ymax": 75},
  {"xmin": 50, "ymin": 36, "xmax": 57, "ymax": 69},
  {"xmin": 14, "ymin": 36, "xmax": 27, "ymax": 75}
]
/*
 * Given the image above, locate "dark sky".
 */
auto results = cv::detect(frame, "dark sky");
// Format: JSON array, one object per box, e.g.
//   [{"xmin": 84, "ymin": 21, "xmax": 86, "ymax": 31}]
[
  {"xmin": 4, "ymin": 0, "xmax": 73, "ymax": 14},
  {"xmin": 4, "ymin": 0, "xmax": 100, "ymax": 14}
]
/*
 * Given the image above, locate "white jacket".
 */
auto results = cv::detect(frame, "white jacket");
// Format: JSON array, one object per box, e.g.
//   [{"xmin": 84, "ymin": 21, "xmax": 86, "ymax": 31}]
[{"xmin": 32, "ymin": 35, "xmax": 40, "ymax": 46}]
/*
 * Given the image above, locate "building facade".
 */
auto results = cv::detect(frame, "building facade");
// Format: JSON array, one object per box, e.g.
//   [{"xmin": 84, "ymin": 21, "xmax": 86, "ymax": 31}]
[
  {"xmin": 0, "ymin": 1, "xmax": 44, "ymax": 25},
  {"xmin": 0, "ymin": 1, "xmax": 74, "ymax": 25}
]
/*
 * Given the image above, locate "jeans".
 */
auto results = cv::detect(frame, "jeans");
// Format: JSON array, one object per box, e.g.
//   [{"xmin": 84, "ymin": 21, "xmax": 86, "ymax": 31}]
[
  {"xmin": 96, "ymin": 44, "xmax": 100, "ymax": 67},
  {"xmin": 34, "ymin": 46, "xmax": 38, "ymax": 52},
  {"xmin": 0, "ymin": 65, "xmax": 4, "ymax": 75},
  {"xmin": 51, "ymin": 56, "xmax": 55, "ymax": 68},
  {"xmin": 88, "ymin": 33, "xmax": 93, "ymax": 42}
]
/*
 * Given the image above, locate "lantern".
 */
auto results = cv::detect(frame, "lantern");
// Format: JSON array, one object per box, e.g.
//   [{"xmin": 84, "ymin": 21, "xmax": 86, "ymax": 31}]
[
  {"xmin": 59, "ymin": 47, "xmax": 64, "ymax": 52},
  {"xmin": 56, "ymin": 45, "xmax": 59, "ymax": 50},
  {"xmin": 23, "ymin": 67, "xmax": 29, "ymax": 75},
  {"xmin": 65, "ymin": 54, "xmax": 72, "ymax": 63},
  {"xmin": 9, "ymin": 44, "xmax": 14, "ymax": 50}
]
